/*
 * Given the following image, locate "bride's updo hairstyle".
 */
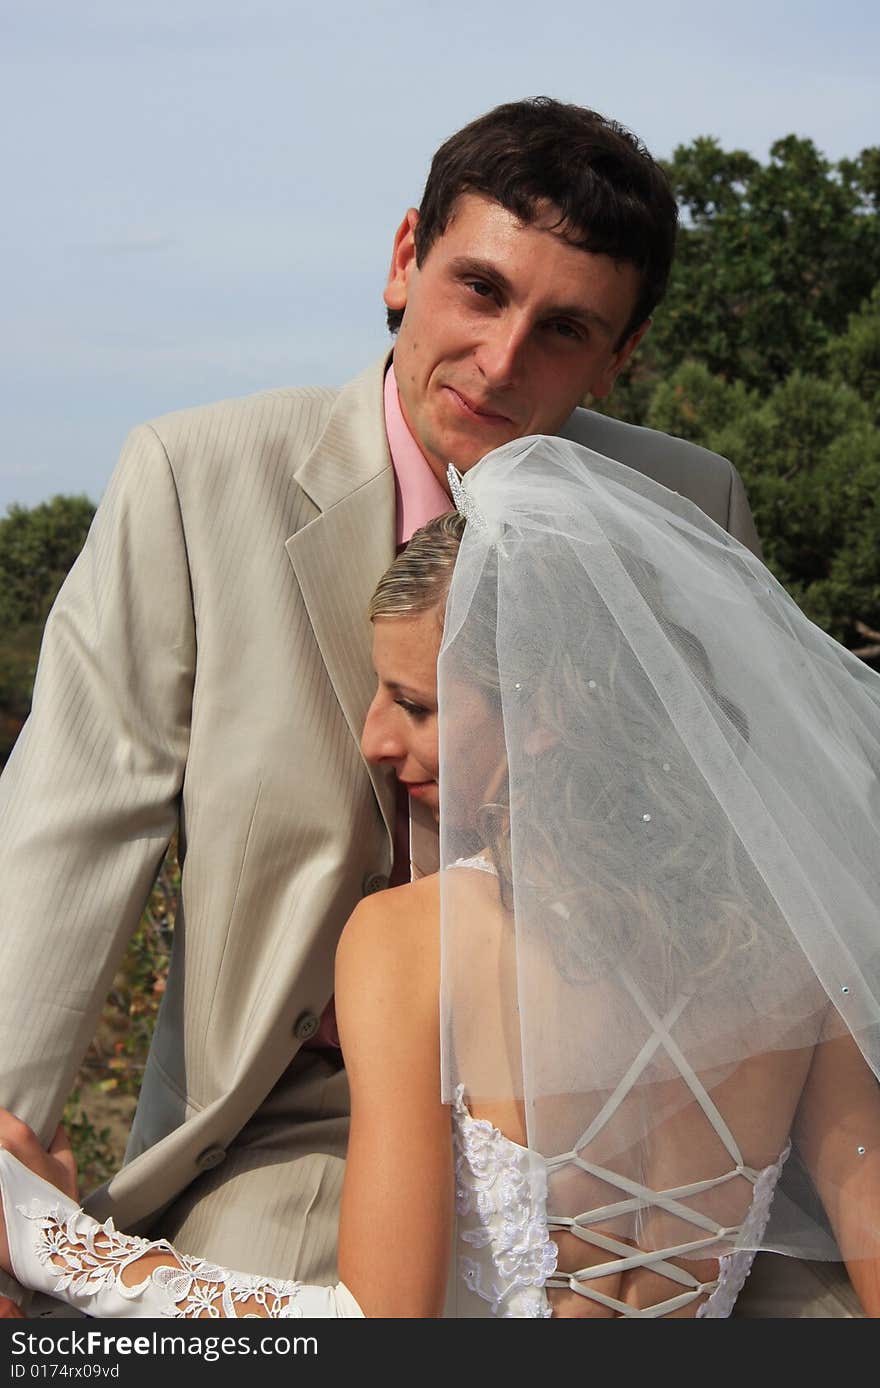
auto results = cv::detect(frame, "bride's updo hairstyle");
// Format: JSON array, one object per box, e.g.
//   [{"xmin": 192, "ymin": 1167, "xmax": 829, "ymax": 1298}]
[
  {"xmin": 368, "ymin": 511, "xmax": 501, "ymax": 713},
  {"xmin": 369, "ymin": 510, "xmax": 751, "ymax": 983},
  {"xmin": 367, "ymin": 512, "xmax": 465, "ymax": 625}
]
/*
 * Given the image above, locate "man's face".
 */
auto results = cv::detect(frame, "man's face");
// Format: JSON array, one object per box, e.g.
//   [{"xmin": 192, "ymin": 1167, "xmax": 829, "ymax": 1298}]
[{"xmin": 384, "ymin": 193, "xmax": 648, "ymax": 480}]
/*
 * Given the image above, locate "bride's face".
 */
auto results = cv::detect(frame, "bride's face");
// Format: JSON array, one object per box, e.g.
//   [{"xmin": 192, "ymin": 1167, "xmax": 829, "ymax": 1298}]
[
  {"xmin": 361, "ymin": 608, "xmax": 508, "ymax": 832},
  {"xmin": 361, "ymin": 611, "xmax": 442, "ymax": 818}
]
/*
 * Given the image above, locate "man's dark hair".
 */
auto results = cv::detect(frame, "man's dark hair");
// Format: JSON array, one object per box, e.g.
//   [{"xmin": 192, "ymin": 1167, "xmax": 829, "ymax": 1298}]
[{"xmin": 387, "ymin": 96, "xmax": 678, "ymax": 347}]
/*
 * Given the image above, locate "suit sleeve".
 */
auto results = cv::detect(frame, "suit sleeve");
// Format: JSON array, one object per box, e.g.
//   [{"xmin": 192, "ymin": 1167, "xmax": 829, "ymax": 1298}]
[{"xmin": 0, "ymin": 424, "xmax": 196, "ymax": 1145}]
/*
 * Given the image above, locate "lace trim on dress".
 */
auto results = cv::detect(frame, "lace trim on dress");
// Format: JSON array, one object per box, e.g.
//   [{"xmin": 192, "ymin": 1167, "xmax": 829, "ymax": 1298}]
[
  {"xmin": 452, "ymin": 1086, "xmax": 557, "ymax": 1318},
  {"xmin": 17, "ymin": 1199, "xmax": 303, "ymax": 1318},
  {"xmin": 696, "ymin": 1142, "xmax": 790, "ymax": 1318}
]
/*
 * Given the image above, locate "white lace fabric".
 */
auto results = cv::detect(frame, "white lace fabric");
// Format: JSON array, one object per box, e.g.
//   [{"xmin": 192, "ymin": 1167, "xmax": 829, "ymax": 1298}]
[
  {"xmin": 451, "ymin": 1088, "xmax": 786, "ymax": 1319},
  {"xmin": 452, "ymin": 1087, "xmax": 556, "ymax": 1318},
  {"xmin": 0, "ymin": 1149, "xmax": 366, "ymax": 1318},
  {"xmin": 17, "ymin": 1197, "xmax": 302, "ymax": 1318}
]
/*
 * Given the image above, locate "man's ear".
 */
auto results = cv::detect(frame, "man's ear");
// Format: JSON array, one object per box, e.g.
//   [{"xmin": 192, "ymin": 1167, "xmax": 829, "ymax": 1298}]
[
  {"xmin": 590, "ymin": 318, "xmax": 651, "ymax": 400},
  {"xmin": 383, "ymin": 208, "xmax": 420, "ymax": 313}
]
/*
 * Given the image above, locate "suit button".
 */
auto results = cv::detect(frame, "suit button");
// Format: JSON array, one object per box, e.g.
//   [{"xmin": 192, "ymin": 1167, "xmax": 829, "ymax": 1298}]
[
  {"xmin": 363, "ymin": 872, "xmax": 389, "ymax": 896},
  {"xmin": 294, "ymin": 1011, "xmax": 319, "ymax": 1041},
  {"xmin": 195, "ymin": 1145, "xmax": 226, "ymax": 1172}
]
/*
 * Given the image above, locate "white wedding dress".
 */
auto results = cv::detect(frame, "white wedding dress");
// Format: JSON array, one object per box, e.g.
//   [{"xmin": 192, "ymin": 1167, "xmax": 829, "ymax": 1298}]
[
  {"xmin": 448, "ymin": 1089, "xmax": 786, "ymax": 1318},
  {"xmin": 445, "ymin": 856, "xmax": 788, "ymax": 1319},
  {"xmin": 0, "ymin": 855, "xmax": 788, "ymax": 1321},
  {"xmin": 0, "ymin": 1105, "xmax": 784, "ymax": 1320}
]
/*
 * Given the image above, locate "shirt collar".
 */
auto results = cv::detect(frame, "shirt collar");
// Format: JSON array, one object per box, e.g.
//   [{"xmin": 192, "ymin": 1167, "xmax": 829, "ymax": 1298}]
[{"xmin": 384, "ymin": 362, "xmax": 451, "ymax": 546}]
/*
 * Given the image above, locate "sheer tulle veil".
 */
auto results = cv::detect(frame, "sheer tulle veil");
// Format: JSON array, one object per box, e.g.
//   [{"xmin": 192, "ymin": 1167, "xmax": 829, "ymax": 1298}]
[{"xmin": 438, "ymin": 434, "xmax": 880, "ymax": 1266}]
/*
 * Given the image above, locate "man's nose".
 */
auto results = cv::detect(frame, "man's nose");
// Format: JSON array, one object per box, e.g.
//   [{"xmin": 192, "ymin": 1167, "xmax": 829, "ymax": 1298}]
[
  {"xmin": 474, "ymin": 313, "xmax": 530, "ymax": 389},
  {"xmin": 360, "ymin": 699, "xmax": 402, "ymax": 765}
]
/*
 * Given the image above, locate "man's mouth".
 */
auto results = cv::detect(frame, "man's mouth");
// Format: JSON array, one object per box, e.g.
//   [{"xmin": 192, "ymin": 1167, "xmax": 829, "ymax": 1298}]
[{"xmin": 445, "ymin": 386, "xmax": 512, "ymax": 425}]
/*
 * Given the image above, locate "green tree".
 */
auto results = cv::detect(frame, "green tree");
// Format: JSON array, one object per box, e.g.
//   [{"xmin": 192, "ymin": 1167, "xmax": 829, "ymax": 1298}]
[
  {"xmin": 597, "ymin": 135, "xmax": 880, "ymax": 659},
  {"xmin": 0, "ymin": 495, "xmax": 95, "ymax": 763},
  {"xmin": 827, "ymin": 284, "xmax": 880, "ymax": 420},
  {"xmin": 608, "ymin": 136, "xmax": 880, "ymax": 422},
  {"xmin": 645, "ymin": 360, "xmax": 880, "ymax": 652},
  {"xmin": 0, "ymin": 494, "xmax": 96, "ymax": 630}
]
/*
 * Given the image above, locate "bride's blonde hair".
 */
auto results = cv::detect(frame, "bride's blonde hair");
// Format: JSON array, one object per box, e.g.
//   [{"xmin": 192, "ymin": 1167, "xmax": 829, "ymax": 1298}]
[
  {"xmin": 368, "ymin": 512, "xmax": 465, "ymax": 623},
  {"xmin": 368, "ymin": 512, "xmax": 757, "ymax": 983}
]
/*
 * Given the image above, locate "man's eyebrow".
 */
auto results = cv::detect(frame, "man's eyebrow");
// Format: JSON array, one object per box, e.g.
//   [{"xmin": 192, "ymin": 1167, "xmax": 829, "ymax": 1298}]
[{"xmin": 447, "ymin": 256, "xmax": 616, "ymax": 338}]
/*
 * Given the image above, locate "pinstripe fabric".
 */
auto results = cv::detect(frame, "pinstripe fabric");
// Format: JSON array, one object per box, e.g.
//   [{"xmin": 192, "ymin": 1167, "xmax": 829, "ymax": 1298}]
[
  {"xmin": 0, "ymin": 361, "xmax": 397, "ymax": 1263},
  {"xmin": 161, "ymin": 1052, "xmax": 350, "ymax": 1282},
  {"xmin": 0, "ymin": 351, "xmax": 778, "ymax": 1290}
]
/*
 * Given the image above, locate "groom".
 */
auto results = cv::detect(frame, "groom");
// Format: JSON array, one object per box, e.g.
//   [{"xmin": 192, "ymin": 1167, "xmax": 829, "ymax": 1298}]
[{"xmin": 0, "ymin": 97, "xmax": 852, "ymax": 1317}]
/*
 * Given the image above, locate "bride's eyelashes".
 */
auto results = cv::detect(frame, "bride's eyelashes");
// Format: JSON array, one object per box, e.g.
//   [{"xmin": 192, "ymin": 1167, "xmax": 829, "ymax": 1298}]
[{"xmin": 395, "ymin": 698, "xmax": 433, "ymax": 722}]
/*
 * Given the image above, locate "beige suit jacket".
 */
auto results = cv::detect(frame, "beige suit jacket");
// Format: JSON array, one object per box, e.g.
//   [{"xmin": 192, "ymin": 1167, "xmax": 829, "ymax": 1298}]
[{"xmin": 0, "ymin": 351, "xmax": 765, "ymax": 1272}]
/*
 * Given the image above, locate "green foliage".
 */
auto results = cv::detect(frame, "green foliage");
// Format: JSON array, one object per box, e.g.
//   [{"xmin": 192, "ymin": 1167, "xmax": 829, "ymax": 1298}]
[
  {"xmin": 715, "ymin": 372, "xmax": 870, "ymax": 566},
  {"xmin": 609, "ymin": 136, "xmax": 880, "ymax": 419},
  {"xmin": 643, "ymin": 359, "xmax": 880, "ymax": 650},
  {"xmin": 0, "ymin": 496, "xmax": 95, "ymax": 766},
  {"xmin": 599, "ymin": 135, "xmax": 880, "ymax": 658},
  {"xmin": 0, "ymin": 625, "xmax": 41, "ymax": 763},
  {"xmin": 826, "ymin": 285, "xmax": 880, "ymax": 419},
  {"xmin": 67, "ymin": 847, "xmax": 179, "ymax": 1184},
  {"xmin": 0, "ymin": 494, "xmax": 95, "ymax": 630},
  {"xmin": 656, "ymin": 136, "xmax": 880, "ymax": 390},
  {"xmin": 645, "ymin": 360, "xmax": 755, "ymax": 448},
  {"xmin": 62, "ymin": 1092, "xmax": 118, "ymax": 1193}
]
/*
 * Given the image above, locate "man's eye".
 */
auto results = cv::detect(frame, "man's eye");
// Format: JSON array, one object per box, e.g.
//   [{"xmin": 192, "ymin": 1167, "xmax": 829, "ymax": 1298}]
[
  {"xmin": 550, "ymin": 320, "xmax": 584, "ymax": 341},
  {"xmin": 466, "ymin": 279, "xmax": 495, "ymax": 299}
]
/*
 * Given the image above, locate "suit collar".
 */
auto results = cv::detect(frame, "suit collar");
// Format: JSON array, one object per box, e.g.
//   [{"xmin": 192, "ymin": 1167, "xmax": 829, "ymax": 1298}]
[
  {"xmin": 292, "ymin": 353, "xmax": 393, "ymax": 515},
  {"xmin": 286, "ymin": 352, "xmax": 397, "ymax": 845}
]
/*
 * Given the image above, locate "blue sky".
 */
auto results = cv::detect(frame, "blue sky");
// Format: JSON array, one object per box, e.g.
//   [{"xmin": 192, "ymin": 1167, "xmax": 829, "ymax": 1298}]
[{"xmin": 2, "ymin": 0, "xmax": 877, "ymax": 511}]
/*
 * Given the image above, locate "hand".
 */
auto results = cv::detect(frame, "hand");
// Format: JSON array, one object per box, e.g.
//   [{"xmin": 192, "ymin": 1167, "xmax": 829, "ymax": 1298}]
[
  {"xmin": 0, "ymin": 1296, "xmax": 26, "ymax": 1318},
  {"xmin": 0, "ymin": 1110, "xmax": 79, "ymax": 1276}
]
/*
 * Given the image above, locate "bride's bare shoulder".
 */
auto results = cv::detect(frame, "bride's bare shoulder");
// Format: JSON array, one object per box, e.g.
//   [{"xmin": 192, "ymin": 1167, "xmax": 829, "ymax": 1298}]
[
  {"xmin": 336, "ymin": 875, "xmax": 441, "ymax": 997},
  {"xmin": 334, "ymin": 868, "xmax": 507, "ymax": 1084},
  {"xmin": 337, "ymin": 864, "xmax": 504, "ymax": 968},
  {"xmin": 335, "ymin": 878, "xmax": 443, "ymax": 1078}
]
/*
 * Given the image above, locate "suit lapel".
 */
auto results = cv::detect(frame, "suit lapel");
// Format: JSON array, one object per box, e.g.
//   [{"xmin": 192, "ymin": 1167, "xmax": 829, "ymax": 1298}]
[
  {"xmin": 285, "ymin": 357, "xmax": 397, "ymax": 845},
  {"xmin": 409, "ymin": 797, "xmax": 440, "ymax": 879}
]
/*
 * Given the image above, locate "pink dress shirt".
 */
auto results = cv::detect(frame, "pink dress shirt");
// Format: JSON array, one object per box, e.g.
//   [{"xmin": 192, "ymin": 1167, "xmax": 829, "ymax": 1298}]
[{"xmin": 384, "ymin": 363, "xmax": 451, "ymax": 546}]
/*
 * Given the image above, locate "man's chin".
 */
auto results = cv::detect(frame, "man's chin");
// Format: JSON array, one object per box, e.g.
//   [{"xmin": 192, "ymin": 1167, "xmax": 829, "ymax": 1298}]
[{"xmin": 443, "ymin": 430, "xmax": 522, "ymax": 475}]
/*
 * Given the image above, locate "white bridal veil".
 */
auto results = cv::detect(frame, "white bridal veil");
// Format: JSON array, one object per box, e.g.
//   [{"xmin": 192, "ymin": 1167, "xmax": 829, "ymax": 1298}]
[{"xmin": 438, "ymin": 435, "xmax": 880, "ymax": 1278}]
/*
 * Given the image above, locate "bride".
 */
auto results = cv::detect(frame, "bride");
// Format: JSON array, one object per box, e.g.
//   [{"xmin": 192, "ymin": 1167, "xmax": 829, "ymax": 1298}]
[{"xmin": 2, "ymin": 435, "xmax": 880, "ymax": 1318}]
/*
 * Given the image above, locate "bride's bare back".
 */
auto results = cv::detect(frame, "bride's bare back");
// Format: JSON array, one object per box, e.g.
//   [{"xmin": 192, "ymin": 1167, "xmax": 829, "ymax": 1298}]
[{"xmin": 335, "ymin": 866, "xmax": 880, "ymax": 1318}]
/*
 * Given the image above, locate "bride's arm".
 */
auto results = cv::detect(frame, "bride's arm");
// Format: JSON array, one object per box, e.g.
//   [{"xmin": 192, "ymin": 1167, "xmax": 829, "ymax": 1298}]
[
  {"xmin": 335, "ymin": 876, "xmax": 453, "ymax": 1318},
  {"xmin": 793, "ymin": 1030, "xmax": 880, "ymax": 1316},
  {"xmin": 0, "ymin": 1115, "xmax": 360, "ymax": 1318},
  {"xmin": 0, "ymin": 877, "xmax": 451, "ymax": 1319}
]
